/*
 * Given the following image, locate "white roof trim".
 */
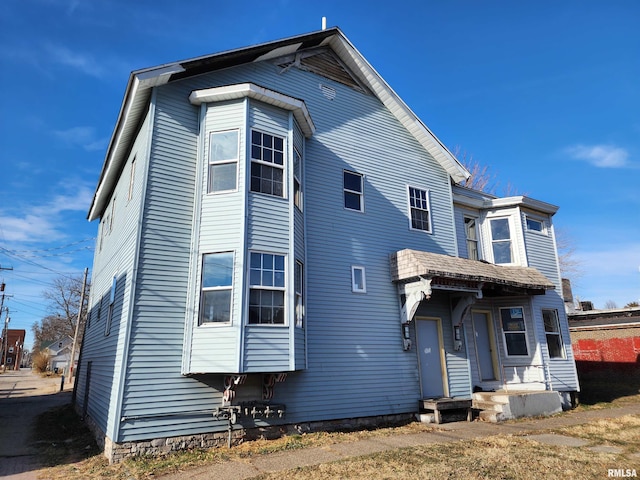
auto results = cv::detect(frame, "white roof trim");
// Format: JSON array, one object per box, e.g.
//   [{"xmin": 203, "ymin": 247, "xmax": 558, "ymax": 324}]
[
  {"xmin": 189, "ymin": 83, "xmax": 315, "ymax": 138},
  {"xmin": 328, "ymin": 35, "xmax": 470, "ymax": 184}
]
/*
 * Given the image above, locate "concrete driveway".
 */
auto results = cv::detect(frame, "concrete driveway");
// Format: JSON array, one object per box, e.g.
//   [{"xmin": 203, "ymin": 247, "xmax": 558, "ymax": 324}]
[{"xmin": 0, "ymin": 369, "xmax": 72, "ymax": 479}]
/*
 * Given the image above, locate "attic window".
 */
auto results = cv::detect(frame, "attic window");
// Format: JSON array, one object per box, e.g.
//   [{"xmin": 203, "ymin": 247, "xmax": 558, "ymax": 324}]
[{"xmin": 319, "ymin": 84, "xmax": 336, "ymax": 100}]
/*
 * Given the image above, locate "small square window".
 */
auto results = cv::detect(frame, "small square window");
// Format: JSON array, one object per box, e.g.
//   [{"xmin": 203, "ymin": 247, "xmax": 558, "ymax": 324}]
[
  {"xmin": 526, "ymin": 217, "xmax": 546, "ymax": 234},
  {"xmin": 351, "ymin": 266, "xmax": 366, "ymax": 293}
]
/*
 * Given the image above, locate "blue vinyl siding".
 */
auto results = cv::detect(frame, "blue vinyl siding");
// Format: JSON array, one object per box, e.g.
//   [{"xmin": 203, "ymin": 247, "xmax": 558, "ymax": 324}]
[{"xmin": 188, "ymin": 99, "xmax": 246, "ymax": 373}]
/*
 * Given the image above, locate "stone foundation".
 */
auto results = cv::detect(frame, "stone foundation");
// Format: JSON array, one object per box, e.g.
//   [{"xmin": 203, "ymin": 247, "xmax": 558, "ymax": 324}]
[{"xmin": 97, "ymin": 412, "xmax": 414, "ymax": 463}]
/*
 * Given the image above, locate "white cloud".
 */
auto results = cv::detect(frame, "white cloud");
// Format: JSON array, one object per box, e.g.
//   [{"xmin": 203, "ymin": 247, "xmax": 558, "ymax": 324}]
[
  {"xmin": 565, "ymin": 144, "xmax": 629, "ymax": 168},
  {"xmin": 0, "ymin": 186, "xmax": 94, "ymax": 244},
  {"xmin": 44, "ymin": 43, "xmax": 105, "ymax": 78},
  {"xmin": 53, "ymin": 126, "xmax": 108, "ymax": 152}
]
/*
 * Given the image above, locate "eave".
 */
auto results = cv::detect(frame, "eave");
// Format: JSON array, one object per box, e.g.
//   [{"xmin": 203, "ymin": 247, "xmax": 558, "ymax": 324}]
[{"xmin": 88, "ymin": 27, "xmax": 469, "ymax": 221}]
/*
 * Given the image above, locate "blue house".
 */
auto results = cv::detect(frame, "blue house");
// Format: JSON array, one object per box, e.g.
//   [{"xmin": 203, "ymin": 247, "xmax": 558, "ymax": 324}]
[{"xmin": 78, "ymin": 27, "xmax": 579, "ymax": 462}]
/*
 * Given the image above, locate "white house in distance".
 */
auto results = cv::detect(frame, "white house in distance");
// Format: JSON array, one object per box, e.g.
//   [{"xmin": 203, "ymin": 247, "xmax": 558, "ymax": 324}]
[{"xmin": 77, "ymin": 27, "xmax": 579, "ymax": 462}]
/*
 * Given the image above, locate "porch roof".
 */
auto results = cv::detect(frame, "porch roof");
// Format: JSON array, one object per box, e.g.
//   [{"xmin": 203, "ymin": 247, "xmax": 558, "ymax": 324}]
[{"xmin": 390, "ymin": 249, "xmax": 555, "ymax": 295}]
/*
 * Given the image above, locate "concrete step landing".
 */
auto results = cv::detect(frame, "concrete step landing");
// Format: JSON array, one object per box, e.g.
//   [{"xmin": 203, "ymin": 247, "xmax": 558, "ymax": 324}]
[{"xmin": 472, "ymin": 390, "xmax": 562, "ymax": 422}]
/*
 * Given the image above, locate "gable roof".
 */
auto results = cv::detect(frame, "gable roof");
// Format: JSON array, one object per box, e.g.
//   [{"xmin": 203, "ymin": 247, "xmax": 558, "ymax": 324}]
[{"xmin": 88, "ymin": 27, "xmax": 469, "ymax": 221}]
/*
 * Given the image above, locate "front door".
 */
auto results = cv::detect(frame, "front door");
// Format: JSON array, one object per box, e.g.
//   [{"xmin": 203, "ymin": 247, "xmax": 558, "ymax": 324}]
[
  {"xmin": 416, "ymin": 317, "xmax": 447, "ymax": 398},
  {"xmin": 472, "ymin": 311, "xmax": 498, "ymax": 381}
]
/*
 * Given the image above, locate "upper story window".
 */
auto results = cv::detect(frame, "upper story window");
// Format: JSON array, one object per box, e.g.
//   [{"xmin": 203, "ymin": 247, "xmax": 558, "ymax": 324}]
[
  {"xmin": 500, "ymin": 307, "xmax": 528, "ymax": 356},
  {"xmin": 525, "ymin": 216, "xmax": 546, "ymax": 235},
  {"xmin": 293, "ymin": 148, "xmax": 302, "ymax": 210},
  {"xmin": 351, "ymin": 265, "xmax": 367, "ymax": 293},
  {"xmin": 408, "ymin": 186, "xmax": 431, "ymax": 232},
  {"xmin": 542, "ymin": 309, "xmax": 564, "ymax": 358},
  {"xmin": 490, "ymin": 218, "xmax": 513, "ymax": 264},
  {"xmin": 208, "ymin": 130, "xmax": 239, "ymax": 193},
  {"xmin": 200, "ymin": 252, "xmax": 234, "ymax": 324},
  {"xmin": 249, "ymin": 252, "xmax": 285, "ymax": 324},
  {"xmin": 464, "ymin": 217, "xmax": 479, "ymax": 260},
  {"xmin": 128, "ymin": 156, "xmax": 136, "ymax": 202},
  {"xmin": 343, "ymin": 170, "xmax": 364, "ymax": 211},
  {"xmin": 251, "ymin": 130, "xmax": 285, "ymax": 197},
  {"xmin": 105, "ymin": 275, "xmax": 117, "ymax": 336}
]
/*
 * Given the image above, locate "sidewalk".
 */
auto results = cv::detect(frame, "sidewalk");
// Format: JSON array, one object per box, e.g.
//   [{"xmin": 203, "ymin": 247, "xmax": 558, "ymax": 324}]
[
  {"xmin": 158, "ymin": 403, "xmax": 640, "ymax": 480},
  {"xmin": 0, "ymin": 369, "xmax": 73, "ymax": 480}
]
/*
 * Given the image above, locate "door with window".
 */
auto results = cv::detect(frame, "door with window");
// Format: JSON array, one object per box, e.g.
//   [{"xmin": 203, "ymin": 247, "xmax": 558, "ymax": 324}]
[{"xmin": 416, "ymin": 317, "xmax": 447, "ymax": 398}]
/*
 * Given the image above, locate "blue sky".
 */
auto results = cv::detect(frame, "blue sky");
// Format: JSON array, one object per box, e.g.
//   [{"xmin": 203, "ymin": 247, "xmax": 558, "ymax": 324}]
[{"xmin": 1, "ymin": 0, "xmax": 639, "ymax": 350}]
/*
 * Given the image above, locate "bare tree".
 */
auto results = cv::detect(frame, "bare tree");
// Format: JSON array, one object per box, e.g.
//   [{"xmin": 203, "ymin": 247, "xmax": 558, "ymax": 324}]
[
  {"xmin": 604, "ymin": 300, "xmax": 618, "ymax": 310},
  {"xmin": 555, "ymin": 227, "xmax": 583, "ymax": 279},
  {"xmin": 32, "ymin": 274, "xmax": 89, "ymax": 350}
]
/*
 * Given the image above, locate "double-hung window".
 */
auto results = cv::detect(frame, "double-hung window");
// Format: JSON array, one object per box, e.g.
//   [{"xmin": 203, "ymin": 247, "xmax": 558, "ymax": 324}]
[
  {"xmin": 542, "ymin": 309, "xmax": 564, "ymax": 358},
  {"xmin": 490, "ymin": 218, "xmax": 513, "ymax": 264},
  {"xmin": 200, "ymin": 252, "xmax": 234, "ymax": 324},
  {"xmin": 500, "ymin": 307, "xmax": 528, "ymax": 356},
  {"xmin": 295, "ymin": 261, "xmax": 304, "ymax": 328},
  {"xmin": 251, "ymin": 130, "xmax": 285, "ymax": 197},
  {"xmin": 105, "ymin": 275, "xmax": 117, "ymax": 336},
  {"xmin": 249, "ymin": 252, "xmax": 285, "ymax": 324},
  {"xmin": 408, "ymin": 186, "xmax": 431, "ymax": 232},
  {"xmin": 464, "ymin": 217, "xmax": 479, "ymax": 260},
  {"xmin": 293, "ymin": 148, "xmax": 302, "ymax": 210},
  {"xmin": 208, "ymin": 130, "xmax": 239, "ymax": 193},
  {"xmin": 343, "ymin": 170, "xmax": 364, "ymax": 211}
]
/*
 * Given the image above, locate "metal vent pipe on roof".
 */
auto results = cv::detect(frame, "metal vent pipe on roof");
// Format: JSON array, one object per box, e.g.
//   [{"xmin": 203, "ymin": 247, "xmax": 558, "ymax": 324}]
[{"xmin": 322, "ymin": 17, "xmax": 327, "ymax": 30}]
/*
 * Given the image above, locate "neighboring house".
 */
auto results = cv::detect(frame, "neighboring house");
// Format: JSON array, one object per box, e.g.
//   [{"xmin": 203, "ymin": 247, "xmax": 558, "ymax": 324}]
[
  {"xmin": 1, "ymin": 329, "xmax": 25, "ymax": 371},
  {"xmin": 77, "ymin": 27, "xmax": 579, "ymax": 462},
  {"xmin": 42, "ymin": 336, "xmax": 77, "ymax": 374},
  {"xmin": 569, "ymin": 306, "xmax": 640, "ymax": 376}
]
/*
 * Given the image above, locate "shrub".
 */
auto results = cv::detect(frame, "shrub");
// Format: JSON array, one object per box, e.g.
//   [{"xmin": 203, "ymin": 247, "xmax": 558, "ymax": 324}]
[{"xmin": 32, "ymin": 351, "xmax": 50, "ymax": 373}]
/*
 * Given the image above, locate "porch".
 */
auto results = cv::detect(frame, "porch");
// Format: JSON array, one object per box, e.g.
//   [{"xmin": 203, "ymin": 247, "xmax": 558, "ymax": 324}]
[{"xmin": 472, "ymin": 389, "xmax": 562, "ymax": 422}]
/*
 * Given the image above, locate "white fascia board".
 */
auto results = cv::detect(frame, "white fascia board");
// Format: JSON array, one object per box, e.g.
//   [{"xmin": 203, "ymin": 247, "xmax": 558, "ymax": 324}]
[
  {"xmin": 189, "ymin": 83, "xmax": 315, "ymax": 138},
  {"xmin": 88, "ymin": 76, "xmax": 141, "ymax": 221},
  {"xmin": 487, "ymin": 196, "xmax": 559, "ymax": 215},
  {"xmin": 88, "ymin": 63, "xmax": 186, "ymax": 221},
  {"xmin": 329, "ymin": 34, "xmax": 470, "ymax": 184}
]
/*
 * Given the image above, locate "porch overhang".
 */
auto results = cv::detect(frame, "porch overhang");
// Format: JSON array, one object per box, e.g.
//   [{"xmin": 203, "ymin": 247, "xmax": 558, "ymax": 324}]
[{"xmin": 390, "ymin": 249, "xmax": 555, "ymax": 298}]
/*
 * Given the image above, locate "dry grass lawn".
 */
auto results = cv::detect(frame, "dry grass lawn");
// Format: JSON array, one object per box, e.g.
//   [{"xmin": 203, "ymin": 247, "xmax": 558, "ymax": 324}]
[{"xmin": 36, "ymin": 411, "xmax": 640, "ymax": 480}]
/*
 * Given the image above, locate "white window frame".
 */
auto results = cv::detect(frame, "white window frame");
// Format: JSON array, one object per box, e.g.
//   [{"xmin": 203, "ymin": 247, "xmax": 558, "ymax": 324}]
[
  {"xmin": 542, "ymin": 309, "xmax": 565, "ymax": 359},
  {"xmin": 199, "ymin": 251, "xmax": 234, "ymax": 325},
  {"xmin": 343, "ymin": 170, "xmax": 364, "ymax": 212},
  {"xmin": 127, "ymin": 156, "xmax": 136, "ymax": 202},
  {"xmin": 208, "ymin": 129, "xmax": 239, "ymax": 194},
  {"xmin": 407, "ymin": 186, "xmax": 432, "ymax": 233},
  {"xmin": 351, "ymin": 266, "xmax": 367, "ymax": 293},
  {"xmin": 105, "ymin": 275, "xmax": 117, "ymax": 336},
  {"xmin": 248, "ymin": 252, "xmax": 287, "ymax": 325},
  {"xmin": 293, "ymin": 147, "xmax": 303, "ymax": 211},
  {"xmin": 499, "ymin": 306, "xmax": 529, "ymax": 357},
  {"xmin": 295, "ymin": 260, "xmax": 304, "ymax": 328},
  {"xmin": 525, "ymin": 215, "xmax": 547, "ymax": 235},
  {"xmin": 250, "ymin": 129, "xmax": 286, "ymax": 198},
  {"xmin": 490, "ymin": 217, "xmax": 514, "ymax": 264},
  {"xmin": 464, "ymin": 216, "xmax": 480, "ymax": 260}
]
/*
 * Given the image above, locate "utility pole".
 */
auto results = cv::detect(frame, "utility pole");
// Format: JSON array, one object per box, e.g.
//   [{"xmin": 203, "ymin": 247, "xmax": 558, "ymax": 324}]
[
  {"xmin": 67, "ymin": 267, "xmax": 88, "ymax": 384},
  {"xmin": 0, "ymin": 266, "xmax": 13, "ymax": 372}
]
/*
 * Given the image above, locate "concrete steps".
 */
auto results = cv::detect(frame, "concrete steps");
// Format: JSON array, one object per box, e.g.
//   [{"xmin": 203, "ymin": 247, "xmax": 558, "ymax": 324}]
[{"xmin": 472, "ymin": 390, "xmax": 562, "ymax": 422}]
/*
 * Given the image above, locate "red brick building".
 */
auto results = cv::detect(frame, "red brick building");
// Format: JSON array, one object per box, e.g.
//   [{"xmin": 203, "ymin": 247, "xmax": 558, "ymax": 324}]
[
  {"xmin": 568, "ymin": 307, "xmax": 640, "ymax": 375},
  {"xmin": 1, "ymin": 329, "xmax": 26, "ymax": 370}
]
